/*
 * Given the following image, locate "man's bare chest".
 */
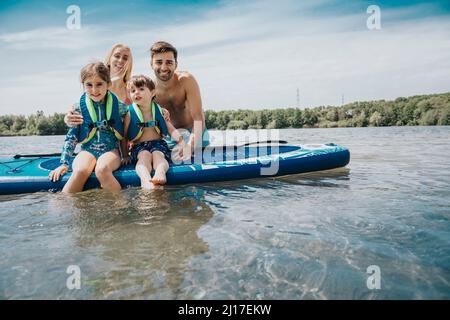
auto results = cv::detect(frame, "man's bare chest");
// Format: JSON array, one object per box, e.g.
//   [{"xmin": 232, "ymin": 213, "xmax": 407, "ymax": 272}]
[{"xmin": 156, "ymin": 88, "xmax": 186, "ymax": 112}]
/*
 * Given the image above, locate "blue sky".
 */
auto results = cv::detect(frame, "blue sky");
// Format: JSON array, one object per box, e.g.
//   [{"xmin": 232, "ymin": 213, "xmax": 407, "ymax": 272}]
[{"xmin": 1, "ymin": 0, "xmax": 450, "ymax": 115}]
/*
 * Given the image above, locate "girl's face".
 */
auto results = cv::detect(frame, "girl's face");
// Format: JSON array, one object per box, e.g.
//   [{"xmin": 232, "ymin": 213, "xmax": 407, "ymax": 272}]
[
  {"xmin": 109, "ymin": 47, "xmax": 130, "ymax": 76},
  {"xmin": 84, "ymin": 75, "xmax": 109, "ymax": 102}
]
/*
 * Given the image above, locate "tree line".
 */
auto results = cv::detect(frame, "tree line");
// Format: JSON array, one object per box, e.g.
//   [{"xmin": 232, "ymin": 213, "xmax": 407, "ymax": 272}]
[
  {"xmin": 1, "ymin": 92, "xmax": 449, "ymax": 136},
  {"xmin": 0, "ymin": 111, "xmax": 67, "ymax": 136},
  {"xmin": 205, "ymin": 92, "xmax": 450, "ymax": 130}
]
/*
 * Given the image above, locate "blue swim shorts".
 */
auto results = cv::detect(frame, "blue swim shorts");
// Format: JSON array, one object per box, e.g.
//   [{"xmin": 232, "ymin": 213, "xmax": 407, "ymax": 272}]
[{"xmin": 130, "ymin": 139, "xmax": 172, "ymax": 163}]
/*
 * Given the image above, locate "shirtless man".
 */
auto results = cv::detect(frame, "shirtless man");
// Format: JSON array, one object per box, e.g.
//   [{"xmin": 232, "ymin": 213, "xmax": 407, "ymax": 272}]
[
  {"xmin": 65, "ymin": 41, "xmax": 209, "ymax": 161},
  {"xmin": 149, "ymin": 41, "xmax": 209, "ymax": 159}
]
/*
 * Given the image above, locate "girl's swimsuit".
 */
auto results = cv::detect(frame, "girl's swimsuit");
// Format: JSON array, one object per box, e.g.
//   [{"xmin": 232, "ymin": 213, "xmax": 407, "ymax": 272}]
[{"xmin": 60, "ymin": 99, "xmax": 128, "ymax": 165}]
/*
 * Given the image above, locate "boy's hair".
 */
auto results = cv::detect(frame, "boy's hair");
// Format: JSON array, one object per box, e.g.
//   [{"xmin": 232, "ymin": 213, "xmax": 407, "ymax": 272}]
[
  {"xmin": 150, "ymin": 41, "xmax": 178, "ymax": 62},
  {"xmin": 105, "ymin": 43, "xmax": 133, "ymax": 84},
  {"xmin": 127, "ymin": 75, "xmax": 155, "ymax": 92},
  {"xmin": 80, "ymin": 62, "xmax": 111, "ymax": 84}
]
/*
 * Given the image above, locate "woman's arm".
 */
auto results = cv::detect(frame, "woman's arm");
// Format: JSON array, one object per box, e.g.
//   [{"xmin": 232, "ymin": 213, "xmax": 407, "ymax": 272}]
[{"xmin": 64, "ymin": 103, "xmax": 84, "ymax": 127}]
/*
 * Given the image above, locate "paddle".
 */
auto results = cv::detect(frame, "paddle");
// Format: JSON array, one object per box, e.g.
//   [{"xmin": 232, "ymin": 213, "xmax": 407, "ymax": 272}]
[
  {"xmin": 11, "ymin": 140, "xmax": 288, "ymax": 159},
  {"xmin": 13, "ymin": 152, "xmax": 76, "ymax": 159},
  {"xmin": 237, "ymin": 140, "xmax": 287, "ymax": 147},
  {"xmin": 212, "ymin": 140, "xmax": 288, "ymax": 149}
]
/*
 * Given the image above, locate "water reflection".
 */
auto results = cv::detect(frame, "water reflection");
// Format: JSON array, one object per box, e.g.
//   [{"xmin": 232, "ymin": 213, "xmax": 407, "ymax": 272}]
[
  {"xmin": 275, "ymin": 168, "xmax": 350, "ymax": 187},
  {"xmin": 3, "ymin": 127, "xmax": 449, "ymax": 299},
  {"xmin": 55, "ymin": 187, "xmax": 213, "ymax": 299},
  {"xmin": 201, "ymin": 168, "xmax": 351, "ymax": 200}
]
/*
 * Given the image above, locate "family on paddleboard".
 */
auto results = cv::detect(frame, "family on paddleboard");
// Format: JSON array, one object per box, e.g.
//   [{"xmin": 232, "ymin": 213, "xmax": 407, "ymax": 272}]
[{"xmin": 49, "ymin": 42, "xmax": 210, "ymax": 192}]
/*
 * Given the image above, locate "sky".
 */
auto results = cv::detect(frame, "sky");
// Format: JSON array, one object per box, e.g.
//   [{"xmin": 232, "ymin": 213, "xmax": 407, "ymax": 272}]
[{"xmin": 0, "ymin": 0, "xmax": 449, "ymax": 115}]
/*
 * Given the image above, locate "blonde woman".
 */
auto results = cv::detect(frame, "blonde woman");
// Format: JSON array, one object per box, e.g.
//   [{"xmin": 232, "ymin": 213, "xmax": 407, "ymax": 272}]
[
  {"xmin": 64, "ymin": 44, "xmax": 133, "ymax": 126},
  {"xmin": 105, "ymin": 43, "xmax": 133, "ymax": 105}
]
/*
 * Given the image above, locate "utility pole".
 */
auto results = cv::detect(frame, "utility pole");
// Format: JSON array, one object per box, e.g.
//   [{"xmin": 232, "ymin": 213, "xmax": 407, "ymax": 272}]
[
  {"xmin": 296, "ymin": 88, "xmax": 300, "ymax": 108},
  {"xmin": 341, "ymin": 94, "xmax": 345, "ymax": 106}
]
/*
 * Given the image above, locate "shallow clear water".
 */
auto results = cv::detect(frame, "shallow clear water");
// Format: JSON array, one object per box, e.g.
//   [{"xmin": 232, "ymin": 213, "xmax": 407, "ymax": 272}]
[{"xmin": 0, "ymin": 127, "xmax": 449, "ymax": 299}]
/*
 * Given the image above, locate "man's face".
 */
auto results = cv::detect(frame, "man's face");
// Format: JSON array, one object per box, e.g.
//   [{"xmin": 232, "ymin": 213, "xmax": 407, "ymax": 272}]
[{"xmin": 151, "ymin": 51, "xmax": 177, "ymax": 82}]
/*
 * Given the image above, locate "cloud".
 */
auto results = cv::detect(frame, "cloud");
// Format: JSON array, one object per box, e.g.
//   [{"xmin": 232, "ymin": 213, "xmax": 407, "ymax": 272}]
[
  {"xmin": 0, "ymin": 25, "xmax": 110, "ymax": 51},
  {"xmin": 143, "ymin": 1, "xmax": 450, "ymax": 109},
  {"xmin": 0, "ymin": 69, "xmax": 82, "ymax": 115},
  {"xmin": 1, "ymin": 0, "xmax": 450, "ymax": 115}
]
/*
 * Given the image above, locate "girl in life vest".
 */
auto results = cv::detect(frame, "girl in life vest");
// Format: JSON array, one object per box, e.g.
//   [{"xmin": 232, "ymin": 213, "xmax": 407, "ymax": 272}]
[
  {"xmin": 63, "ymin": 44, "xmax": 170, "ymax": 134},
  {"xmin": 49, "ymin": 62, "xmax": 128, "ymax": 193},
  {"xmin": 63, "ymin": 44, "xmax": 133, "ymax": 126},
  {"xmin": 121, "ymin": 75, "xmax": 185, "ymax": 190}
]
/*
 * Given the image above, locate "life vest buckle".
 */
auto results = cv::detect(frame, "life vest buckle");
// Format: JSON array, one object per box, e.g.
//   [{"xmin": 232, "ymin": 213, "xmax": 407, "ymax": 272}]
[
  {"xmin": 138, "ymin": 121, "xmax": 156, "ymax": 128},
  {"xmin": 95, "ymin": 120, "xmax": 110, "ymax": 130}
]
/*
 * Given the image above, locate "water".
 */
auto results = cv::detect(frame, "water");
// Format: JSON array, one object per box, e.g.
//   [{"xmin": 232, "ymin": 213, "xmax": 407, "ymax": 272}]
[{"xmin": 0, "ymin": 127, "xmax": 449, "ymax": 299}]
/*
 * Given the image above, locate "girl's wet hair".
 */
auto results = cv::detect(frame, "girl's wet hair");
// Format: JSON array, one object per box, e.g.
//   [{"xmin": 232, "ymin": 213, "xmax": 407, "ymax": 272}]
[
  {"xmin": 127, "ymin": 75, "xmax": 155, "ymax": 91},
  {"xmin": 80, "ymin": 62, "xmax": 111, "ymax": 84}
]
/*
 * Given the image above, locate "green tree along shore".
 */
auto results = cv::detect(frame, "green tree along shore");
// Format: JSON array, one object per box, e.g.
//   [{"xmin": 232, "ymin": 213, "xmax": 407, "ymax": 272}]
[
  {"xmin": 1, "ymin": 92, "xmax": 449, "ymax": 136},
  {"xmin": 205, "ymin": 92, "xmax": 450, "ymax": 130}
]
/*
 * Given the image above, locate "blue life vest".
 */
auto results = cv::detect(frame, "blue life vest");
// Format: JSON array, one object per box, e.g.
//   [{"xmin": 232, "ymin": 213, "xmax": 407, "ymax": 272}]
[
  {"xmin": 78, "ymin": 91, "xmax": 124, "ymax": 144},
  {"xmin": 127, "ymin": 98, "xmax": 169, "ymax": 142}
]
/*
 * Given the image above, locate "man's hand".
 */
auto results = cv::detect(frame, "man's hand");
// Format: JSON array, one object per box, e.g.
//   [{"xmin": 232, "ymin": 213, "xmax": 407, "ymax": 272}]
[
  {"xmin": 181, "ymin": 143, "xmax": 193, "ymax": 161},
  {"xmin": 162, "ymin": 108, "xmax": 171, "ymax": 121},
  {"xmin": 64, "ymin": 110, "xmax": 84, "ymax": 127},
  {"xmin": 171, "ymin": 141, "xmax": 191, "ymax": 162},
  {"xmin": 49, "ymin": 165, "xmax": 69, "ymax": 182}
]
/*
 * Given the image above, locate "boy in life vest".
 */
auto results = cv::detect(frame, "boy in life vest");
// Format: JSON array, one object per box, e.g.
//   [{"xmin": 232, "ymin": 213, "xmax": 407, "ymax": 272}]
[
  {"xmin": 121, "ymin": 75, "xmax": 185, "ymax": 189},
  {"xmin": 49, "ymin": 62, "xmax": 127, "ymax": 193}
]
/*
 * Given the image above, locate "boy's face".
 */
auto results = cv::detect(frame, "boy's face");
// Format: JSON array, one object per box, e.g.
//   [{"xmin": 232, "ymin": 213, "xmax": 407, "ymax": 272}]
[
  {"xmin": 151, "ymin": 51, "xmax": 177, "ymax": 81},
  {"xmin": 129, "ymin": 84, "xmax": 154, "ymax": 106}
]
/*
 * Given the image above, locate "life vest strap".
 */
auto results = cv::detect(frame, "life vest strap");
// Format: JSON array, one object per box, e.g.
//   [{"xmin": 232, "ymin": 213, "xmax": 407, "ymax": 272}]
[
  {"xmin": 89, "ymin": 120, "xmax": 115, "ymax": 130},
  {"xmin": 138, "ymin": 120, "xmax": 157, "ymax": 128}
]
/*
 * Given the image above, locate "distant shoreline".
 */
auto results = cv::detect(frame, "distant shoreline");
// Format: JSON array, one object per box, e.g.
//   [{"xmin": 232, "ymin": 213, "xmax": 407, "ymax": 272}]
[
  {"xmin": 1, "ymin": 92, "xmax": 449, "ymax": 137},
  {"xmin": 1, "ymin": 125, "xmax": 450, "ymax": 139}
]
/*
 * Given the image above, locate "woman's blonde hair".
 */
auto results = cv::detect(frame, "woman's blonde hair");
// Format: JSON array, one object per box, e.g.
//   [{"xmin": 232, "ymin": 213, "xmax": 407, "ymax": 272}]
[{"xmin": 105, "ymin": 44, "xmax": 133, "ymax": 84}]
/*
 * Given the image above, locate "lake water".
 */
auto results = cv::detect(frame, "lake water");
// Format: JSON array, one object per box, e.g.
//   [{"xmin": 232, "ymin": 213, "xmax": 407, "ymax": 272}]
[{"xmin": 0, "ymin": 127, "xmax": 449, "ymax": 299}]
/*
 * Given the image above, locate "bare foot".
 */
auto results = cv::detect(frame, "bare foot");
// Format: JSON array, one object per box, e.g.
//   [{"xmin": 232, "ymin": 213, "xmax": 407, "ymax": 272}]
[
  {"xmin": 141, "ymin": 180, "xmax": 156, "ymax": 190},
  {"xmin": 151, "ymin": 168, "xmax": 167, "ymax": 185}
]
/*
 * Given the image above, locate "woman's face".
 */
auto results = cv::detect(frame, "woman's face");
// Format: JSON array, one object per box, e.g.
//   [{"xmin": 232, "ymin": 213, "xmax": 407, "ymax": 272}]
[{"xmin": 109, "ymin": 47, "xmax": 130, "ymax": 76}]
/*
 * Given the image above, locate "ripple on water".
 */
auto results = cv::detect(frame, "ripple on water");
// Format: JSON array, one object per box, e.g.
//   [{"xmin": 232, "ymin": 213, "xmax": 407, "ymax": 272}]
[{"xmin": 1, "ymin": 127, "xmax": 450, "ymax": 299}]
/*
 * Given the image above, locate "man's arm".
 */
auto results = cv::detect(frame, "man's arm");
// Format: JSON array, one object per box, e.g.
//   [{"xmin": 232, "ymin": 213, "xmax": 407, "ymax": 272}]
[{"xmin": 183, "ymin": 73, "xmax": 205, "ymax": 153}]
